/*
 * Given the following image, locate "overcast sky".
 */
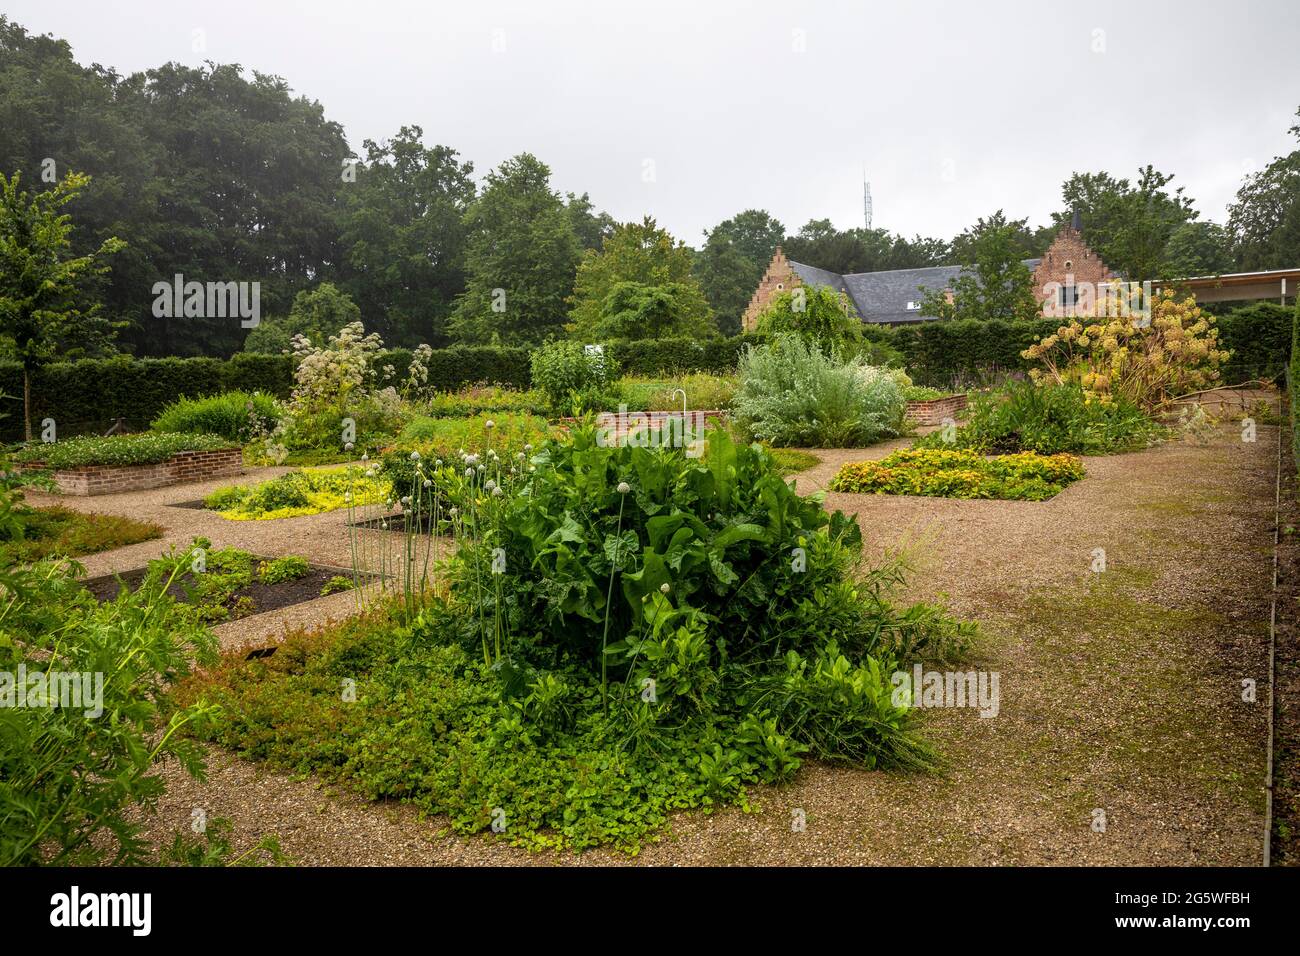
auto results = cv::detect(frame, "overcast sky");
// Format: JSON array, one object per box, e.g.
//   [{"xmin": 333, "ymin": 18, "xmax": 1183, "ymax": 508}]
[{"xmin": 8, "ymin": 0, "xmax": 1300, "ymax": 245}]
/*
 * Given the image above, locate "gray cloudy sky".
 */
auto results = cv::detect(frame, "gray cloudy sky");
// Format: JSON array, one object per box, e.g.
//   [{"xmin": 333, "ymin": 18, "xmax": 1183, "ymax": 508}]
[{"xmin": 9, "ymin": 0, "xmax": 1300, "ymax": 244}]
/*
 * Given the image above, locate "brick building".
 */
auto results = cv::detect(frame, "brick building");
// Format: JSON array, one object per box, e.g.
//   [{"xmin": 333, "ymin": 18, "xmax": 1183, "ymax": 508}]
[{"xmin": 741, "ymin": 217, "xmax": 1112, "ymax": 331}]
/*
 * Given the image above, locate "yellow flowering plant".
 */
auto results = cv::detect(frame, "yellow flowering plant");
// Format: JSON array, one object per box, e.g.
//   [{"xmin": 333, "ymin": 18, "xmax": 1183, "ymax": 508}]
[{"xmin": 1020, "ymin": 288, "xmax": 1228, "ymax": 412}]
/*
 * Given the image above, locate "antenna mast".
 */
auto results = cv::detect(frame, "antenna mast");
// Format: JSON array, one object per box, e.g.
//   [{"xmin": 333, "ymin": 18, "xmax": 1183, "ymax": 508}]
[{"xmin": 863, "ymin": 171, "xmax": 873, "ymax": 230}]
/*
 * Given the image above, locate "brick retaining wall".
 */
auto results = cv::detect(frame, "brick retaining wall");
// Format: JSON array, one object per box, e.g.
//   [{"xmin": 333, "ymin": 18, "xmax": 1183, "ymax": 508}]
[
  {"xmin": 29, "ymin": 447, "xmax": 244, "ymax": 496},
  {"xmin": 904, "ymin": 394, "xmax": 968, "ymax": 426}
]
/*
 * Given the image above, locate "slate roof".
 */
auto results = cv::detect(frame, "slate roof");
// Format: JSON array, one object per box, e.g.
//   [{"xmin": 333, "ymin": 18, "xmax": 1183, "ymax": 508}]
[{"xmin": 790, "ymin": 258, "xmax": 1041, "ymax": 324}]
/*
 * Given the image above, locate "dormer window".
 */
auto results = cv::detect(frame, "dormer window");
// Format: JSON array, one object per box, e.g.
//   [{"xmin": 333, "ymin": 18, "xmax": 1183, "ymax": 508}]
[{"xmin": 906, "ymin": 300, "xmax": 922, "ymax": 311}]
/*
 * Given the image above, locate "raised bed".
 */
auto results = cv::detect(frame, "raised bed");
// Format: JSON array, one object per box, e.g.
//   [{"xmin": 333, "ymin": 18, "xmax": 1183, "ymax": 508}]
[
  {"xmin": 904, "ymin": 393, "xmax": 968, "ymax": 427},
  {"xmin": 26, "ymin": 448, "xmax": 244, "ymax": 496}
]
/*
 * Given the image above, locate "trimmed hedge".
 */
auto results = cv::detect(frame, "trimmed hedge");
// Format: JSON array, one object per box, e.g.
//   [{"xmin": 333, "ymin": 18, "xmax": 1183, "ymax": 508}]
[
  {"xmin": 1216, "ymin": 303, "xmax": 1292, "ymax": 383},
  {"xmin": 606, "ymin": 336, "xmax": 762, "ymax": 375}
]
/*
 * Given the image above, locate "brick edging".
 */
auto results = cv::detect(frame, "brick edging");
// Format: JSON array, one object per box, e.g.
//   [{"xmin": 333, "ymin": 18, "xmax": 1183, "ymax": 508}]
[{"xmin": 27, "ymin": 447, "xmax": 244, "ymax": 496}]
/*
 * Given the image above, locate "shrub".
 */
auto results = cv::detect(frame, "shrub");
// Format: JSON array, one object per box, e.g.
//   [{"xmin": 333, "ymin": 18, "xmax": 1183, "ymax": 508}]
[
  {"xmin": 204, "ymin": 467, "xmax": 388, "ymax": 520},
  {"xmin": 606, "ymin": 336, "xmax": 757, "ymax": 376},
  {"xmin": 1022, "ymin": 289, "xmax": 1228, "ymax": 411},
  {"xmin": 753, "ymin": 286, "xmax": 861, "ymax": 353},
  {"xmin": 14, "ymin": 432, "xmax": 237, "ymax": 468},
  {"xmin": 151, "ymin": 391, "xmax": 284, "ymax": 442},
  {"xmin": 915, "ymin": 381, "xmax": 1165, "ymax": 455},
  {"xmin": 529, "ymin": 340, "xmax": 618, "ymax": 413},
  {"xmin": 1216, "ymin": 302, "xmax": 1293, "ymax": 382},
  {"xmin": 734, "ymin": 335, "xmax": 905, "ymax": 447},
  {"xmin": 830, "ymin": 447, "xmax": 1084, "ymax": 501}
]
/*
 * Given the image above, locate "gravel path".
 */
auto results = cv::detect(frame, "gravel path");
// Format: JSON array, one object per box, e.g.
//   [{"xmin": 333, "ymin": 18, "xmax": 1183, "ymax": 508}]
[{"xmin": 39, "ymin": 416, "xmax": 1276, "ymax": 866}]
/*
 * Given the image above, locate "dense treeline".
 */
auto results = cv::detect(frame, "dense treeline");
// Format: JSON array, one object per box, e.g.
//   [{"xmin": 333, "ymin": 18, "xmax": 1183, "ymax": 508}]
[{"xmin": 2, "ymin": 15, "xmax": 1297, "ymax": 361}]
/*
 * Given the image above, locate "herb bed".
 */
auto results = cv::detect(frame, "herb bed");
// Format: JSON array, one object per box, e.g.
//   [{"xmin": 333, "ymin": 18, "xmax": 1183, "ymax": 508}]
[{"xmin": 83, "ymin": 557, "xmax": 371, "ymax": 620}]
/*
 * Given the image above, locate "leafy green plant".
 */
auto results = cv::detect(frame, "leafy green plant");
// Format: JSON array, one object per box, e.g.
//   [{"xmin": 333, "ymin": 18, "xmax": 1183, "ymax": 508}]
[
  {"xmin": 151, "ymin": 390, "xmax": 284, "ymax": 442},
  {"xmin": 257, "ymin": 555, "xmax": 311, "ymax": 585},
  {"xmin": 0, "ymin": 551, "xmax": 219, "ymax": 865},
  {"xmin": 915, "ymin": 381, "xmax": 1164, "ymax": 455},
  {"xmin": 14, "ymin": 432, "xmax": 237, "ymax": 468},
  {"xmin": 320, "ymin": 575, "xmax": 355, "ymax": 596},
  {"xmin": 529, "ymin": 340, "xmax": 619, "ymax": 414},
  {"xmin": 734, "ymin": 335, "xmax": 905, "ymax": 447}
]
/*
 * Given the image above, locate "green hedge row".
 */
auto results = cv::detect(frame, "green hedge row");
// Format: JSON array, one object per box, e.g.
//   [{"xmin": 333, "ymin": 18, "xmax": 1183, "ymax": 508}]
[{"xmin": 7, "ymin": 302, "xmax": 1289, "ymax": 441}]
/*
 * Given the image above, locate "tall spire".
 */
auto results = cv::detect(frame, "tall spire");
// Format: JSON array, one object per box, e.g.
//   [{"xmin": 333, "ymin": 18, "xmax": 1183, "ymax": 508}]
[{"xmin": 863, "ymin": 170, "xmax": 873, "ymax": 230}]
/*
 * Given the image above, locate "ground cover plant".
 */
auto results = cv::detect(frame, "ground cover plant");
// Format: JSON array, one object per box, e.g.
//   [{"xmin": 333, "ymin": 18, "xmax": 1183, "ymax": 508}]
[
  {"xmin": 203, "ymin": 466, "xmax": 389, "ymax": 520},
  {"xmin": 734, "ymin": 335, "xmax": 905, "ymax": 447},
  {"xmin": 181, "ymin": 424, "xmax": 976, "ymax": 853},
  {"xmin": 830, "ymin": 447, "xmax": 1085, "ymax": 501},
  {"xmin": 14, "ymin": 431, "xmax": 237, "ymax": 468},
  {"xmin": 85, "ymin": 541, "xmax": 321, "ymax": 624},
  {"xmin": 0, "ymin": 505, "xmax": 161, "ymax": 566},
  {"xmin": 901, "ymin": 384, "xmax": 950, "ymax": 402},
  {"xmin": 915, "ymin": 381, "xmax": 1165, "ymax": 455},
  {"xmin": 424, "ymin": 385, "xmax": 548, "ymax": 419},
  {"xmin": 150, "ymin": 390, "xmax": 284, "ymax": 442}
]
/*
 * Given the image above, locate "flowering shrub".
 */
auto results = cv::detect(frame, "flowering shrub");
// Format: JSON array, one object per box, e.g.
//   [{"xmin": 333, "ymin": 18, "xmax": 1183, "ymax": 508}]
[
  {"xmin": 278, "ymin": 322, "xmax": 407, "ymax": 454},
  {"xmin": 1021, "ymin": 289, "xmax": 1228, "ymax": 411},
  {"xmin": 830, "ymin": 447, "xmax": 1085, "ymax": 500}
]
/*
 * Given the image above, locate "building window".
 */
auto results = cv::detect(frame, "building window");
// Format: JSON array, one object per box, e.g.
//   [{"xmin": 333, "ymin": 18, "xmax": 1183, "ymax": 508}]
[
  {"xmin": 906, "ymin": 300, "xmax": 922, "ymax": 311},
  {"xmin": 1059, "ymin": 284, "xmax": 1078, "ymax": 309},
  {"xmin": 776, "ymin": 283, "xmax": 784, "ymax": 290},
  {"xmin": 1064, "ymin": 260, "xmax": 1073, "ymax": 270}
]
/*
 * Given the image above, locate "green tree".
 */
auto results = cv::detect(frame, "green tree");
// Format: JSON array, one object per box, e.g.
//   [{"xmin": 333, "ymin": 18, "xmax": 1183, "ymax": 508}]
[
  {"xmin": 1055, "ymin": 166, "xmax": 1196, "ymax": 281},
  {"xmin": 1228, "ymin": 108, "xmax": 1300, "ymax": 271},
  {"xmin": 0, "ymin": 20, "xmax": 351, "ymax": 357},
  {"xmin": 337, "ymin": 127, "xmax": 475, "ymax": 347},
  {"xmin": 0, "ymin": 171, "xmax": 124, "ymax": 439},
  {"xmin": 593, "ymin": 281, "xmax": 713, "ymax": 339},
  {"xmin": 568, "ymin": 217, "xmax": 713, "ymax": 339},
  {"xmin": 565, "ymin": 191, "xmax": 616, "ymax": 252},
  {"xmin": 694, "ymin": 209, "xmax": 785, "ymax": 335},
  {"xmin": 1163, "ymin": 221, "xmax": 1235, "ymax": 277},
  {"xmin": 449, "ymin": 153, "xmax": 580, "ymax": 345},
  {"xmin": 921, "ymin": 211, "xmax": 1038, "ymax": 322},
  {"xmin": 753, "ymin": 285, "xmax": 861, "ymax": 352},
  {"xmin": 783, "ymin": 219, "xmax": 949, "ymax": 274},
  {"xmin": 243, "ymin": 282, "xmax": 362, "ymax": 353}
]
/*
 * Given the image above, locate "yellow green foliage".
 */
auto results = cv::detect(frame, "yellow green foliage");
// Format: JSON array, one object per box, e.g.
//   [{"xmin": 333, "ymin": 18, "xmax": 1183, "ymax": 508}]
[
  {"xmin": 1021, "ymin": 288, "xmax": 1227, "ymax": 411},
  {"xmin": 829, "ymin": 447, "xmax": 1084, "ymax": 501},
  {"xmin": 204, "ymin": 466, "xmax": 389, "ymax": 520}
]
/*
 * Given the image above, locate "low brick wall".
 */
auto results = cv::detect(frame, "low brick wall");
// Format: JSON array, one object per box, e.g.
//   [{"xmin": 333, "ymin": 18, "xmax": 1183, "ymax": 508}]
[
  {"xmin": 904, "ymin": 394, "xmax": 968, "ymax": 426},
  {"xmin": 30, "ymin": 447, "xmax": 244, "ymax": 496}
]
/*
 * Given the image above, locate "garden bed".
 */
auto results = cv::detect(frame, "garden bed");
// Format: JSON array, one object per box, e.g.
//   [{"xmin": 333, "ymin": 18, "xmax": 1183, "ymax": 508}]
[
  {"xmin": 830, "ymin": 447, "xmax": 1084, "ymax": 501},
  {"xmin": 26, "ymin": 447, "xmax": 244, "ymax": 496},
  {"xmin": 83, "ymin": 554, "xmax": 366, "ymax": 621}
]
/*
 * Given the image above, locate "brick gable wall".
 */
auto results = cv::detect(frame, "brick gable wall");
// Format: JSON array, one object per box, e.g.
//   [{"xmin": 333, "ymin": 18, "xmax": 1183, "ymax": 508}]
[
  {"xmin": 1031, "ymin": 226, "xmax": 1116, "ymax": 317},
  {"xmin": 742, "ymin": 247, "xmax": 804, "ymax": 332}
]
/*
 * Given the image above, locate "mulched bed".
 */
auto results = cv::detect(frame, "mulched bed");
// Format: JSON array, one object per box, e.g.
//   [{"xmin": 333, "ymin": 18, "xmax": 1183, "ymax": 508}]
[
  {"xmin": 82, "ymin": 559, "xmax": 369, "ymax": 619},
  {"xmin": 168, "ymin": 499, "xmax": 211, "ymax": 510}
]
